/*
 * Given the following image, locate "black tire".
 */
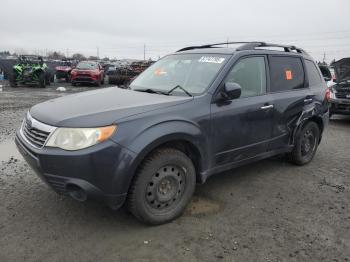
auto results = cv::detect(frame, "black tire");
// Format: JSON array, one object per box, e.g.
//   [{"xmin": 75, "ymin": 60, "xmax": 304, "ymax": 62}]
[
  {"xmin": 39, "ymin": 72, "xmax": 46, "ymax": 88},
  {"xmin": 46, "ymin": 75, "xmax": 51, "ymax": 86},
  {"xmin": 101, "ymin": 75, "xmax": 105, "ymax": 85},
  {"xmin": 65, "ymin": 76, "xmax": 70, "ymax": 83},
  {"xmin": 9, "ymin": 73, "xmax": 17, "ymax": 87},
  {"xmin": 288, "ymin": 121, "xmax": 320, "ymax": 165},
  {"xmin": 72, "ymin": 82, "xmax": 77, "ymax": 86},
  {"xmin": 127, "ymin": 148, "xmax": 196, "ymax": 225}
]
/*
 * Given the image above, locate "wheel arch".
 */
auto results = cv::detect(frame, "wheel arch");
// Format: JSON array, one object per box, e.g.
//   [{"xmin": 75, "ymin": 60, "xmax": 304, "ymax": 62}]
[
  {"xmin": 291, "ymin": 113, "xmax": 325, "ymax": 145},
  {"xmin": 130, "ymin": 134, "xmax": 206, "ymax": 186}
]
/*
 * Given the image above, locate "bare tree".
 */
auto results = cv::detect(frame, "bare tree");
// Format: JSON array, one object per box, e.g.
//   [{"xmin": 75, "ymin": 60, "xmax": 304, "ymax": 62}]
[{"xmin": 71, "ymin": 53, "xmax": 86, "ymax": 61}]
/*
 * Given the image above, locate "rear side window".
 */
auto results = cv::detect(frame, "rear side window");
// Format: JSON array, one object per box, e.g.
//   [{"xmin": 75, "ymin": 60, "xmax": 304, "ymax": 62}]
[
  {"xmin": 269, "ymin": 56, "xmax": 305, "ymax": 92},
  {"xmin": 305, "ymin": 60, "xmax": 323, "ymax": 86},
  {"xmin": 225, "ymin": 56, "xmax": 266, "ymax": 98}
]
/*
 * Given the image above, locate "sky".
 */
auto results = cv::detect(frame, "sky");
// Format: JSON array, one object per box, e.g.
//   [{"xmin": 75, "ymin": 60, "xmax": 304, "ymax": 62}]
[{"xmin": 1, "ymin": 0, "xmax": 350, "ymax": 62}]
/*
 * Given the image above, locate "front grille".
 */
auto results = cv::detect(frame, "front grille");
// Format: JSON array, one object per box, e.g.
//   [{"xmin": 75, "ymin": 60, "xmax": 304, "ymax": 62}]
[
  {"xmin": 77, "ymin": 73, "xmax": 91, "ymax": 77},
  {"xmin": 22, "ymin": 121, "xmax": 50, "ymax": 148},
  {"xmin": 335, "ymin": 92, "xmax": 350, "ymax": 99},
  {"xmin": 20, "ymin": 113, "xmax": 56, "ymax": 149}
]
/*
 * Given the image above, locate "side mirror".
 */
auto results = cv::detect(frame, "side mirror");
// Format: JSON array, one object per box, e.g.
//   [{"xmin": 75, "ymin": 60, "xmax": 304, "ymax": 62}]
[{"xmin": 221, "ymin": 82, "xmax": 241, "ymax": 100}]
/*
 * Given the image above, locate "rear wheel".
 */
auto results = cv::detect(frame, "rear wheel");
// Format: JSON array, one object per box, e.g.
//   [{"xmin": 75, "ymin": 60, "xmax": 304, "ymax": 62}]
[
  {"xmin": 39, "ymin": 72, "xmax": 46, "ymax": 88},
  {"xmin": 288, "ymin": 121, "xmax": 320, "ymax": 165},
  {"xmin": 9, "ymin": 73, "xmax": 17, "ymax": 87},
  {"xmin": 45, "ymin": 74, "xmax": 51, "ymax": 86},
  {"xmin": 127, "ymin": 148, "xmax": 196, "ymax": 225}
]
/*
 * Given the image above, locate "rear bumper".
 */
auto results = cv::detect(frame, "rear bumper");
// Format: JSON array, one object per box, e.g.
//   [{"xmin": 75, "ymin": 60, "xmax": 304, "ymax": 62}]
[
  {"xmin": 329, "ymin": 98, "xmax": 350, "ymax": 115},
  {"xmin": 15, "ymin": 131, "xmax": 137, "ymax": 209}
]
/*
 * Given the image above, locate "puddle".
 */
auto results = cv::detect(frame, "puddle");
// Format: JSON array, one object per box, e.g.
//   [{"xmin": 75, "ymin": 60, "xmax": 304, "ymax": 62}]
[
  {"xmin": 185, "ymin": 196, "xmax": 221, "ymax": 216},
  {"xmin": 0, "ymin": 140, "xmax": 23, "ymax": 162}
]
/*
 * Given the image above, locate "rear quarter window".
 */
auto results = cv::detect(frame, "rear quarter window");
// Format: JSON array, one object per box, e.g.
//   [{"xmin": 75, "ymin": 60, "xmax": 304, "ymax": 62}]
[
  {"xmin": 306, "ymin": 60, "xmax": 323, "ymax": 86},
  {"xmin": 269, "ymin": 56, "xmax": 305, "ymax": 92}
]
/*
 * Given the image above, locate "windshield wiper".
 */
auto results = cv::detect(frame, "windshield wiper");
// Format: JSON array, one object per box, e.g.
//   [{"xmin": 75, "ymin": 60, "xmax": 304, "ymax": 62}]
[
  {"xmin": 167, "ymin": 85, "xmax": 193, "ymax": 97},
  {"xmin": 133, "ymin": 88, "xmax": 169, "ymax": 95}
]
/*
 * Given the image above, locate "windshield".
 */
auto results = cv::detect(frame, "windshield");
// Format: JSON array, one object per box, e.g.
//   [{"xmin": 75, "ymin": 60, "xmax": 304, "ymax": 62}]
[
  {"xmin": 130, "ymin": 54, "xmax": 229, "ymax": 96},
  {"xmin": 77, "ymin": 62, "xmax": 98, "ymax": 70}
]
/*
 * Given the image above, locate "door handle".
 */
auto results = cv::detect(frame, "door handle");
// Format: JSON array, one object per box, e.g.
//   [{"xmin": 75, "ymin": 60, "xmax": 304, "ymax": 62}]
[
  {"xmin": 304, "ymin": 98, "xmax": 313, "ymax": 103},
  {"xmin": 260, "ymin": 104, "xmax": 274, "ymax": 110}
]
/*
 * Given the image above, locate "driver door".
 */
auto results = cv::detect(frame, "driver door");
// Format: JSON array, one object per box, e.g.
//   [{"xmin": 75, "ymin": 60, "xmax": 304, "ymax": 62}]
[{"xmin": 210, "ymin": 56, "xmax": 274, "ymax": 166}]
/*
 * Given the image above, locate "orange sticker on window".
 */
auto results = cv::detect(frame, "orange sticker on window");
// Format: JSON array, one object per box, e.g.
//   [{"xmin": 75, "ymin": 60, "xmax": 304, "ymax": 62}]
[
  {"xmin": 285, "ymin": 70, "xmax": 293, "ymax": 80},
  {"xmin": 154, "ymin": 68, "xmax": 166, "ymax": 76}
]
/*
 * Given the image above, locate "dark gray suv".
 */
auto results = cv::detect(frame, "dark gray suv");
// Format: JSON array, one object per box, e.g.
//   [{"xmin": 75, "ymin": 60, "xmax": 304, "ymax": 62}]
[{"xmin": 15, "ymin": 42, "xmax": 329, "ymax": 224}]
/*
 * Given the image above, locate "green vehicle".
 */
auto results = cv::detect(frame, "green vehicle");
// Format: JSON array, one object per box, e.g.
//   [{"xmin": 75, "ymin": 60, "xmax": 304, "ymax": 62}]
[{"xmin": 10, "ymin": 55, "xmax": 51, "ymax": 88}]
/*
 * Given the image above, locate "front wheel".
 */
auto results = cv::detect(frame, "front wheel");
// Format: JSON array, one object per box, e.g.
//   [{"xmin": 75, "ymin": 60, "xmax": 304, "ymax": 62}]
[
  {"xmin": 127, "ymin": 148, "xmax": 196, "ymax": 225},
  {"xmin": 288, "ymin": 121, "xmax": 320, "ymax": 165}
]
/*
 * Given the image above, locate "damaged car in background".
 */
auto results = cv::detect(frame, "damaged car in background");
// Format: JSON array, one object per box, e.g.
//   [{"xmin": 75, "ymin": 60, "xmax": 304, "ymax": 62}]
[
  {"xmin": 55, "ymin": 59, "xmax": 76, "ymax": 82},
  {"xmin": 328, "ymin": 58, "xmax": 350, "ymax": 117},
  {"xmin": 70, "ymin": 61, "xmax": 104, "ymax": 86}
]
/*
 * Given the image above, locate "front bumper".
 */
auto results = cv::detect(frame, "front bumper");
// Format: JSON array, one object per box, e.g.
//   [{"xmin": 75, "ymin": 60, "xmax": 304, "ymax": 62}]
[
  {"xmin": 15, "ymin": 131, "xmax": 137, "ymax": 209},
  {"xmin": 329, "ymin": 98, "xmax": 350, "ymax": 115},
  {"xmin": 71, "ymin": 76, "xmax": 99, "ymax": 84},
  {"xmin": 55, "ymin": 71, "xmax": 69, "ymax": 79}
]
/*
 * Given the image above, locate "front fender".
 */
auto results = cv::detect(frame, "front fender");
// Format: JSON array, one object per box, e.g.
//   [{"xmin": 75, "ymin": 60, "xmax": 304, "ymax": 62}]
[{"xmin": 113, "ymin": 118, "xmax": 208, "ymax": 174}]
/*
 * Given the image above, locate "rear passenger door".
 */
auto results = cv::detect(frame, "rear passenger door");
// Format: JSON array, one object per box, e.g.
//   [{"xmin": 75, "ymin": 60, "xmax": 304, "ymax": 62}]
[{"xmin": 267, "ymin": 55, "xmax": 312, "ymax": 151}]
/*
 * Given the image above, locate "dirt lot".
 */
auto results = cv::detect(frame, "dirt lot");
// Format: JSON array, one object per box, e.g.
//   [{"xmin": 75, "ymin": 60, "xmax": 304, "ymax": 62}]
[{"xmin": 0, "ymin": 82, "xmax": 349, "ymax": 262}]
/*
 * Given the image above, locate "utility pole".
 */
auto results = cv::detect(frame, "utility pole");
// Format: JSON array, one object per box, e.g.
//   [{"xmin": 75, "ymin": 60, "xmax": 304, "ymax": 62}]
[
  {"xmin": 97, "ymin": 46, "xmax": 99, "ymax": 58},
  {"xmin": 143, "ymin": 44, "xmax": 146, "ymax": 61},
  {"xmin": 226, "ymin": 37, "xmax": 229, "ymax": 47},
  {"xmin": 66, "ymin": 48, "xmax": 69, "ymax": 58},
  {"xmin": 323, "ymin": 52, "xmax": 326, "ymax": 64}
]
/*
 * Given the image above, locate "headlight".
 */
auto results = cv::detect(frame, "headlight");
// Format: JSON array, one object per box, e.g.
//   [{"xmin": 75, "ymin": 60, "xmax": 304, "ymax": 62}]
[
  {"xmin": 46, "ymin": 125, "xmax": 117, "ymax": 151},
  {"xmin": 330, "ymin": 88, "xmax": 336, "ymax": 99}
]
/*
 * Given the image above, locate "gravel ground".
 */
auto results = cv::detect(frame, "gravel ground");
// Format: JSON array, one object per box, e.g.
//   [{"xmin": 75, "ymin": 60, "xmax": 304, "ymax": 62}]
[{"xmin": 0, "ymin": 82, "xmax": 349, "ymax": 262}]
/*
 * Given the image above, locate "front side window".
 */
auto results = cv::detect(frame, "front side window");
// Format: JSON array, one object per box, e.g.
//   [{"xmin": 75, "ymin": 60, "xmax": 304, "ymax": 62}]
[
  {"xmin": 224, "ymin": 56, "xmax": 267, "ymax": 98},
  {"xmin": 269, "ymin": 56, "xmax": 305, "ymax": 92},
  {"xmin": 130, "ymin": 54, "xmax": 229, "ymax": 96},
  {"xmin": 306, "ymin": 60, "xmax": 323, "ymax": 86}
]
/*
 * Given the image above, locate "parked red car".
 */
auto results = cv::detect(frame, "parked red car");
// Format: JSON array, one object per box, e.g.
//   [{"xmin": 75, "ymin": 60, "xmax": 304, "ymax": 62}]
[
  {"xmin": 55, "ymin": 60, "xmax": 75, "ymax": 82},
  {"xmin": 71, "ymin": 61, "xmax": 104, "ymax": 86}
]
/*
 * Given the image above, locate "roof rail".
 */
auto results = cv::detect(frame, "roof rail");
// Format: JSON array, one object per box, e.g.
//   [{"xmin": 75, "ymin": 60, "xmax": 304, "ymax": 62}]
[{"xmin": 177, "ymin": 42, "xmax": 307, "ymax": 54}]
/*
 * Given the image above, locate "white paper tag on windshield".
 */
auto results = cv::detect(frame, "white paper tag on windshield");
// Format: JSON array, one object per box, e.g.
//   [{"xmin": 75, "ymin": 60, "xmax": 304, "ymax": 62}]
[{"xmin": 198, "ymin": 56, "xmax": 225, "ymax": 64}]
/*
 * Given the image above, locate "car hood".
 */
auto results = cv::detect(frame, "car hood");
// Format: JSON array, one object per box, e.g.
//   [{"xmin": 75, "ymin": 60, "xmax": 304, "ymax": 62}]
[
  {"xmin": 333, "ymin": 58, "xmax": 350, "ymax": 83},
  {"xmin": 55, "ymin": 66, "xmax": 72, "ymax": 71},
  {"xmin": 30, "ymin": 87, "xmax": 192, "ymax": 127}
]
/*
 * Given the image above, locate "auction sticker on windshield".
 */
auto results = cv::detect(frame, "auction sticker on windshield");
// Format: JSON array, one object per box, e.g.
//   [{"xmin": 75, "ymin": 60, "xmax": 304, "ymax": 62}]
[{"xmin": 198, "ymin": 56, "xmax": 226, "ymax": 64}]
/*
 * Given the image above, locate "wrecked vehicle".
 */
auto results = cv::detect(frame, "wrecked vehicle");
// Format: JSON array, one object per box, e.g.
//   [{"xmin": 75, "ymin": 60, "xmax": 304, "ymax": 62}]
[
  {"xmin": 328, "ymin": 58, "xmax": 350, "ymax": 117},
  {"xmin": 107, "ymin": 66, "xmax": 137, "ymax": 85},
  {"xmin": 107, "ymin": 61, "xmax": 154, "ymax": 86},
  {"xmin": 15, "ymin": 42, "xmax": 329, "ymax": 225},
  {"xmin": 70, "ymin": 61, "xmax": 104, "ymax": 86},
  {"xmin": 55, "ymin": 59, "xmax": 75, "ymax": 82},
  {"xmin": 10, "ymin": 55, "xmax": 52, "ymax": 88}
]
